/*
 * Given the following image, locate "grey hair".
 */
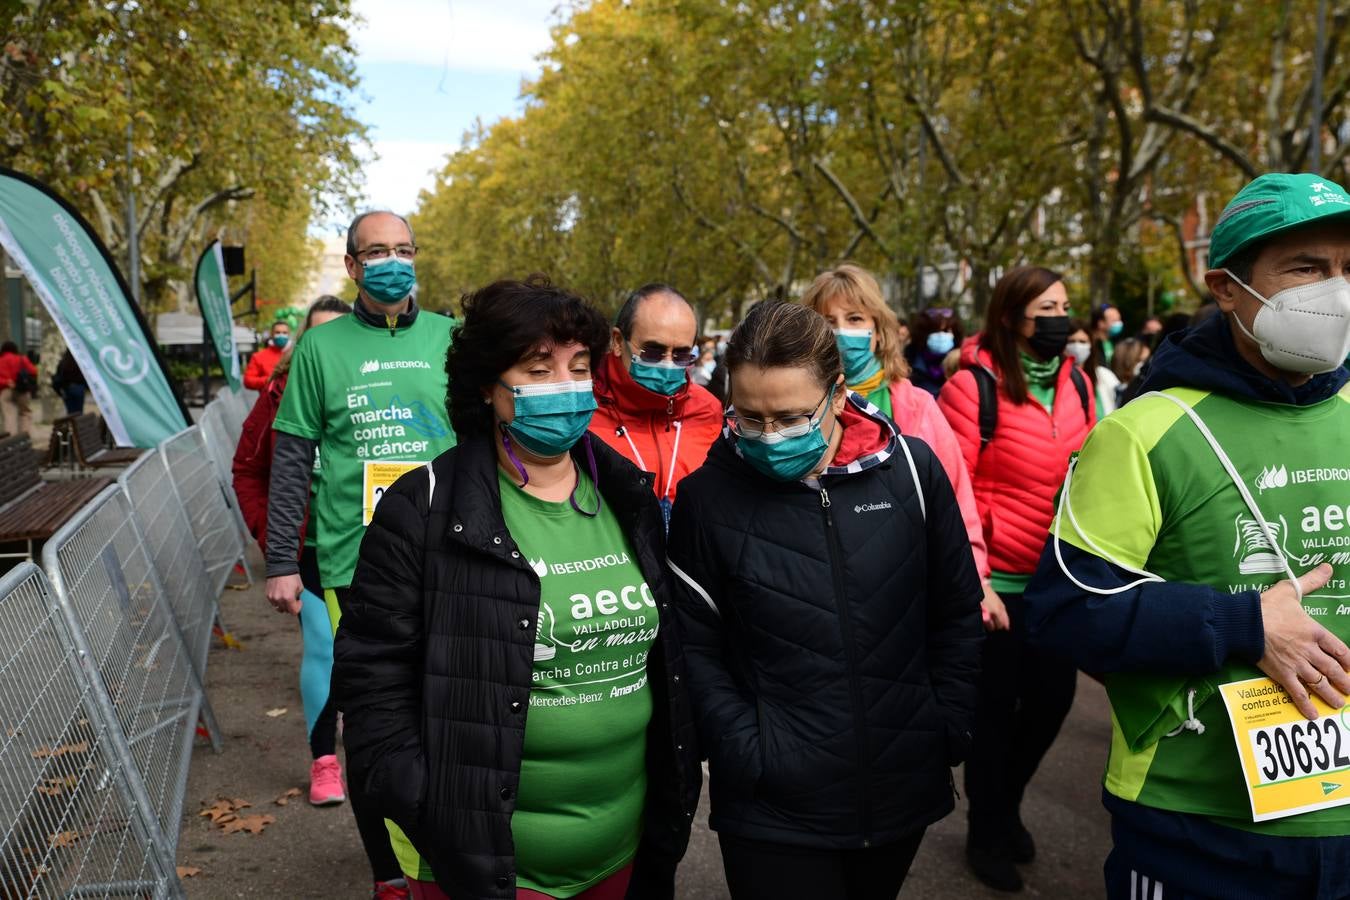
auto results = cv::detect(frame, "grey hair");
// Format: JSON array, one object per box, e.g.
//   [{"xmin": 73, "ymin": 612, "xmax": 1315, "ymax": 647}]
[{"xmin": 346, "ymin": 210, "xmax": 416, "ymax": 256}]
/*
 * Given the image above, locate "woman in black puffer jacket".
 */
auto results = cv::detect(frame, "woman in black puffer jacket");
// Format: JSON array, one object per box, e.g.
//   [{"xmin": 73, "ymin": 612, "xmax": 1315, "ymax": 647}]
[
  {"xmin": 668, "ymin": 301, "xmax": 982, "ymax": 900},
  {"xmin": 333, "ymin": 277, "xmax": 700, "ymax": 900}
]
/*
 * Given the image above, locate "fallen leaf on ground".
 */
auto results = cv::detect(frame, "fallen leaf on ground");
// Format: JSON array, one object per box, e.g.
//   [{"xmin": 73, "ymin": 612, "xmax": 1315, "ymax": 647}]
[
  {"xmin": 47, "ymin": 831, "xmax": 79, "ymax": 848},
  {"xmin": 199, "ymin": 797, "xmax": 251, "ymax": 824},
  {"xmin": 220, "ymin": 814, "xmax": 274, "ymax": 835},
  {"xmin": 31, "ymin": 741, "xmax": 88, "ymax": 759},
  {"xmin": 176, "ymin": 866, "xmax": 201, "ymax": 878},
  {"xmin": 218, "ymin": 631, "xmax": 244, "ymax": 650},
  {"xmin": 36, "ymin": 775, "xmax": 79, "ymax": 797},
  {"xmin": 273, "ymin": 788, "xmax": 302, "ymax": 806},
  {"xmin": 264, "ymin": 708, "xmax": 287, "ymax": 718}
]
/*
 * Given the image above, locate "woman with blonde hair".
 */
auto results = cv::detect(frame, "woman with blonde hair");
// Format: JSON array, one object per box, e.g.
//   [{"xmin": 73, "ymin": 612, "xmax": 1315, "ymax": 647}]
[{"xmin": 804, "ymin": 264, "xmax": 1006, "ymax": 632}]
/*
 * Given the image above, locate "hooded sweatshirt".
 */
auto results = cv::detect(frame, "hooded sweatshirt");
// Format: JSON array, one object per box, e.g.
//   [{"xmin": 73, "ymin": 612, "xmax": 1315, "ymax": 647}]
[{"xmin": 1024, "ymin": 313, "xmax": 1350, "ymax": 836}]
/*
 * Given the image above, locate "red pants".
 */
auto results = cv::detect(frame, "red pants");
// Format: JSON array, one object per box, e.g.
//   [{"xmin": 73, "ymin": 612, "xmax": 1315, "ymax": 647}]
[{"xmin": 407, "ymin": 864, "xmax": 632, "ymax": 900}]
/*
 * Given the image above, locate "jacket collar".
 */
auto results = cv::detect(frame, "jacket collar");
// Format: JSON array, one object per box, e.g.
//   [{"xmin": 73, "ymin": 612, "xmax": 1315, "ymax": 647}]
[
  {"xmin": 823, "ymin": 391, "xmax": 897, "ymax": 474},
  {"xmin": 713, "ymin": 389, "xmax": 897, "ymax": 486},
  {"xmin": 1135, "ymin": 312, "xmax": 1349, "ymax": 407},
  {"xmin": 353, "ymin": 293, "xmax": 421, "ymax": 331},
  {"xmin": 443, "ymin": 431, "xmax": 663, "ymax": 568},
  {"xmin": 594, "ymin": 352, "xmax": 692, "ymax": 420}
]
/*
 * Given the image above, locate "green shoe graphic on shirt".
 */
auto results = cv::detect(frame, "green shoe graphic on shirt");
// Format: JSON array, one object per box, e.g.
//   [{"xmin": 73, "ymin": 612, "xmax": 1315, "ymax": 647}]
[{"xmin": 1234, "ymin": 514, "xmax": 1285, "ymax": 575}]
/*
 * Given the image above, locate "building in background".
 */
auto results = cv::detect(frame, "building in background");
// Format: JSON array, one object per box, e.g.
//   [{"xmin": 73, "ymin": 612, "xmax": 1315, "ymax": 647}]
[{"xmin": 304, "ymin": 237, "xmax": 350, "ymax": 301}]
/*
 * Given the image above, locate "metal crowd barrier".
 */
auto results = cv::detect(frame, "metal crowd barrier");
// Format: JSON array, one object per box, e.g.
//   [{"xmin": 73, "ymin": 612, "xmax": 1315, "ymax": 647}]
[
  {"xmin": 117, "ymin": 453, "xmax": 218, "ymax": 681},
  {"xmin": 41, "ymin": 487, "xmax": 217, "ymax": 859},
  {"xmin": 0, "ymin": 390, "xmax": 260, "ymax": 899},
  {"xmin": 157, "ymin": 426, "xmax": 247, "ymax": 598},
  {"xmin": 197, "ymin": 401, "xmax": 235, "ymax": 494},
  {"xmin": 197, "ymin": 401, "xmax": 254, "ymax": 571},
  {"xmin": 0, "ymin": 562, "xmax": 182, "ymax": 899}
]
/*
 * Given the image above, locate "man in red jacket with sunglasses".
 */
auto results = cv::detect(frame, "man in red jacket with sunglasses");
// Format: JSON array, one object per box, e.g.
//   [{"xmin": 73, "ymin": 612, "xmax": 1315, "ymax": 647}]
[{"xmin": 589, "ymin": 284, "xmax": 722, "ymax": 528}]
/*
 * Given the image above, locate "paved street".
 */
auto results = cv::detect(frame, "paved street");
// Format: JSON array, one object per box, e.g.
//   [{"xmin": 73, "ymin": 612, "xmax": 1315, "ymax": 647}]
[{"xmin": 179, "ymin": 548, "xmax": 1112, "ymax": 898}]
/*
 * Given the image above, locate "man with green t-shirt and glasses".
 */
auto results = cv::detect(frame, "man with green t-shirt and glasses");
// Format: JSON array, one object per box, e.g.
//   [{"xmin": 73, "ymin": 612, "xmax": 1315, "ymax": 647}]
[
  {"xmin": 265, "ymin": 210, "xmax": 456, "ymax": 900},
  {"xmin": 1026, "ymin": 173, "xmax": 1350, "ymax": 899}
]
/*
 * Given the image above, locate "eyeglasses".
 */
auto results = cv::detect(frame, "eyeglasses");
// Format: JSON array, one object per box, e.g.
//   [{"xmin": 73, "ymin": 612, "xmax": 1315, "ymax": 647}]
[
  {"xmin": 922, "ymin": 307, "xmax": 954, "ymax": 319},
  {"xmin": 725, "ymin": 387, "xmax": 832, "ymax": 439},
  {"xmin": 357, "ymin": 244, "xmax": 417, "ymax": 261},
  {"xmin": 628, "ymin": 341, "xmax": 699, "ymax": 367}
]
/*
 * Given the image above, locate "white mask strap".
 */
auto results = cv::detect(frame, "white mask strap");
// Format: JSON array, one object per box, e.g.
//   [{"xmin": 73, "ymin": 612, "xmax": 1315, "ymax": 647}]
[
  {"xmin": 1052, "ymin": 457, "xmax": 1166, "ymax": 595},
  {"xmin": 1222, "ymin": 269, "xmax": 1274, "ymax": 309},
  {"xmin": 1142, "ymin": 390, "xmax": 1301, "ymax": 599}
]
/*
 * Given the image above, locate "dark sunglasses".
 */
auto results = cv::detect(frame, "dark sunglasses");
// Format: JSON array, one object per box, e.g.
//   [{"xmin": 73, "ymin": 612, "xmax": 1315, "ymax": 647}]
[{"xmin": 629, "ymin": 342, "xmax": 699, "ymax": 367}]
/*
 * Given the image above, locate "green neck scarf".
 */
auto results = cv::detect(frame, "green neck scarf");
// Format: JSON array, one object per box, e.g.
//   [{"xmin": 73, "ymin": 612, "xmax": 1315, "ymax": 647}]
[{"xmin": 1020, "ymin": 351, "xmax": 1060, "ymax": 390}]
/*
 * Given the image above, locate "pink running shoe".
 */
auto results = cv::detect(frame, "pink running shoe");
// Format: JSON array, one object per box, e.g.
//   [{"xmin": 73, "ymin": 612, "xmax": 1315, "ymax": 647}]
[
  {"xmin": 372, "ymin": 878, "xmax": 410, "ymax": 899},
  {"xmin": 309, "ymin": 754, "xmax": 346, "ymax": 806}
]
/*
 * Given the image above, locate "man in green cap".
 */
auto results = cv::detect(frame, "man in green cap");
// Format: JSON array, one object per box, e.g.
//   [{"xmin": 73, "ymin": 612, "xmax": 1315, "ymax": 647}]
[{"xmin": 1024, "ymin": 172, "xmax": 1350, "ymax": 898}]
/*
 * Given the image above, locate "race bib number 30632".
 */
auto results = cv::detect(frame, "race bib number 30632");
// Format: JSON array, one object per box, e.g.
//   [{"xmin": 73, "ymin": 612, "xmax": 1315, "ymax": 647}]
[{"xmin": 1219, "ymin": 676, "xmax": 1350, "ymax": 822}]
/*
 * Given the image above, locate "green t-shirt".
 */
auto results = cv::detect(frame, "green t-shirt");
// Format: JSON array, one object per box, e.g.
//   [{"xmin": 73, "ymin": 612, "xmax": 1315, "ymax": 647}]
[
  {"xmin": 389, "ymin": 468, "xmax": 656, "ymax": 894},
  {"xmin": 1056, "ymin": 384, "xmax": 1350, "ymax": 836},
  {"xmin": 273, "ymin": 311, "xmax": 455, "ymax": 588},
  {"xmin": 865, "ymin": 384, "xmax": 892, "ymax": 419}
]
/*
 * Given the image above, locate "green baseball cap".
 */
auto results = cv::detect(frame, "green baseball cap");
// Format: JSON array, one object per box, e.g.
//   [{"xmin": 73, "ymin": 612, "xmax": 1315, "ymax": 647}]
[{"xmin": 1208, "ymin": 172, "xmax": 1350, "ymax": 270}]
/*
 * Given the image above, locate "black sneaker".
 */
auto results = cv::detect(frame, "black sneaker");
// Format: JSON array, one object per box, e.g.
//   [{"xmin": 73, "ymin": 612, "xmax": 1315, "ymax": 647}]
[
  {"xmin": 967, "ymin": 845, "xmax": 1024, "ymax": 892},
  {"xmin": 1008, "ymin": 823, "xmax": 1036, "ymax": 864}
]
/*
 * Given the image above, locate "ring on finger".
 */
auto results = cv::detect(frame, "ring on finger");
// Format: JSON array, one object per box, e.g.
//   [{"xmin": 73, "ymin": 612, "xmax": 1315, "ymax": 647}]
[{"xmin": 1305, "ymin": 673, "xmax": 1328, "ymax": 688}]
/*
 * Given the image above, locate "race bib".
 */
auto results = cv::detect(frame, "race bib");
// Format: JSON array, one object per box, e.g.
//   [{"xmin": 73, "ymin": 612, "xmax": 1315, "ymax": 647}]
[
  {"xmin": 1219, "ymin": 676, "xmax": 1350, "ymax": 821},
  {"xmin": 361, "ymin": 460, "xmax": 424, "ymax": 526}
]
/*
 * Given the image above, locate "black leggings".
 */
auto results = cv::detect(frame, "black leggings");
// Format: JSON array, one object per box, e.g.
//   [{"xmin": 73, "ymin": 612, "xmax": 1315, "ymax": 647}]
[
  {"xmin": 964, "ymin": 591, "xmax": 1077, "ymax": 849},
  {"xmin": 718, "ymin": 831, "xmax": 925, "ymax": 900}
]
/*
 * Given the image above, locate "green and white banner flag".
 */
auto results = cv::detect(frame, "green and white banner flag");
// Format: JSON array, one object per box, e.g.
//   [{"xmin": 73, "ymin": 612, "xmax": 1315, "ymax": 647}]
[
  {"xmin": 194, "ymin": 240, "xmax": 241, "ymax": 392},
  {"xmin": 0, "ymin": 168, "xmax": 188, "ymax": 447}
]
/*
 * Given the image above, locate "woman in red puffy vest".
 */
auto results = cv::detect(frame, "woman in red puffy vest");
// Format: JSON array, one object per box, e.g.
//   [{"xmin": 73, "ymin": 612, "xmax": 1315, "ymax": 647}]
[{"xmin": 937, "ymin": 266, "xmax": 1095, "ymax": 893}]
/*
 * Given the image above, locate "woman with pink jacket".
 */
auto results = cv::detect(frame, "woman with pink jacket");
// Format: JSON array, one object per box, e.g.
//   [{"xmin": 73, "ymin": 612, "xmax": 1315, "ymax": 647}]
[{"xmin": 803, "ymin": 265, "xmax": 1008, "ymax": 632}]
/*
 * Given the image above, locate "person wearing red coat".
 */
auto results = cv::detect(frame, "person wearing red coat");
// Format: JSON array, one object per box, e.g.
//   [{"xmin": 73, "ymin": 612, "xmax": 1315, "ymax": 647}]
[
  {"xmin": 230, "ymin": 298, "xmax": 352, "ymax": 814},
  {"xmin": 243, "ymin": 321, "xmax": 291, "ymax": 390},
  {"xmin": 588, "ymin": 284, "xmax": 723, "ymax": 526},
  {"xmin": 938, "ymin": 266, "xmax": 1095, "ymax": 893},
  {"xmin": 0, "ymin": 341, "xmax": 37, "ymax": 437}
]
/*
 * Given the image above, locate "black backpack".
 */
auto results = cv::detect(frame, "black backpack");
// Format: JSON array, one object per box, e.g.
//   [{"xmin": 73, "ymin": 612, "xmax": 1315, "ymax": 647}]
[{"xmin": 971, "ymin": 364, "xmax": 1090, "ymax": 452}]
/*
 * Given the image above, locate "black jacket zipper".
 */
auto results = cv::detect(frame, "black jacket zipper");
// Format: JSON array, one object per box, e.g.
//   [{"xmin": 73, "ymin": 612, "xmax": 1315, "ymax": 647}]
[{"xmin": 820, "ymin": 485, "xmax": 873, "ymax": 846}]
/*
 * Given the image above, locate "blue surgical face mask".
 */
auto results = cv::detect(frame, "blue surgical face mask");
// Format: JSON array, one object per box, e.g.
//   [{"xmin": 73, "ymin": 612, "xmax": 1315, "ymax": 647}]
[
  {"xmin": 360, "ymin": 256, "xmax": 417, "ymax": 304},
  {"xmin": 735, "ymin": 384, "xmax": 838, "ymax": 482},
  {"xmin": 926, "ymin": 331, "xmax": 955, "ymax": 355},
  {"xmin": 626, "ymin": 342, "xmax": 688, "ymax": 396},
  {"xmin": 500, "ymin": 379, "xmax": 597, "ymax": 457},
  {"xmin": 1107, "ymin": 320, "xmax": 1124, "ymax": 338},
  {"xmin": 273, "ymin": 334, "xmax": 290, "ymax": 348},
  {"xmin": 834, "ymin": 329, "xmax": 880, "ymax": 384}
]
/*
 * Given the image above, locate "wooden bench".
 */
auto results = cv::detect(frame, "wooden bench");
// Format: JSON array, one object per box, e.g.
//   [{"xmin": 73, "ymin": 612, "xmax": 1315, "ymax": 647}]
[
  {"xmin": 0, "ymin": 434, "xmax": 112, "ymax": 563},
  {"xmin": 61, "ymin": 413, "xmax": 144, "ymax": 469}
]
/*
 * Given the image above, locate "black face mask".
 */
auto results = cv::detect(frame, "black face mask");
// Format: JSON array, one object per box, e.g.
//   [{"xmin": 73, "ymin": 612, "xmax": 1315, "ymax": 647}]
[{"xmin": 1026, "ymin": 315, "xmax": 1070, "ymax": 360}]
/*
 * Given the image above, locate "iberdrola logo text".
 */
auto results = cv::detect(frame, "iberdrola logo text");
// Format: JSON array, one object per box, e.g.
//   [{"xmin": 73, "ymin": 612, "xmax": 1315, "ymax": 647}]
[{"xmin": 1256, "ymin": 465, "xmax": 1288, "ymax": 493}]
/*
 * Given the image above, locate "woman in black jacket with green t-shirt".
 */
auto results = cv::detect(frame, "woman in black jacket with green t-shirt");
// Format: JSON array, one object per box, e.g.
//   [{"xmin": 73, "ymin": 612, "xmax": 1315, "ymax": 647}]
[{"xmin": 333, "ymin": 277, "xmax": 700, "ymax": 900}]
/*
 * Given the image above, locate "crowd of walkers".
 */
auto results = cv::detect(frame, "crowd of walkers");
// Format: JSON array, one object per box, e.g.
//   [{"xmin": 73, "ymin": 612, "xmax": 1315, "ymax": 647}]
[{"xmin": 230, "ymin": 171, "xmax": 1350, "ymax": 899}]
